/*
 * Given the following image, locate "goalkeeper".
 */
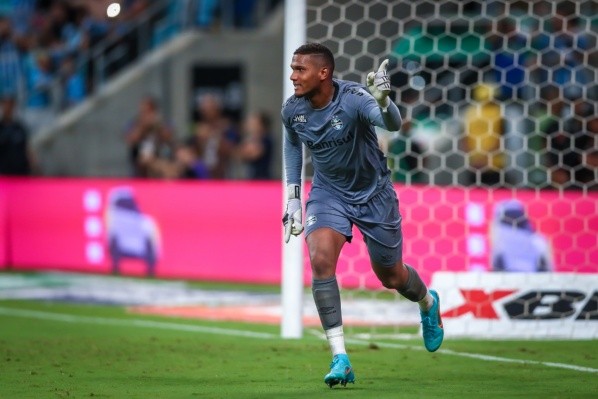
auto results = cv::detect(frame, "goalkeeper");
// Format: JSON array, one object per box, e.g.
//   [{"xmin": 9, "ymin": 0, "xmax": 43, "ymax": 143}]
[{"xmin": 282, "ymin": 43, "xmax": 444, "ymax": 388}]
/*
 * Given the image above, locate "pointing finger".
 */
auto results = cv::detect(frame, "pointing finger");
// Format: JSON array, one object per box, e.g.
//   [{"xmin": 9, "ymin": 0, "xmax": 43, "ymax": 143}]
[{"xmin": 378, "ymin": 59, "xmax": 389, "ymax": 73}]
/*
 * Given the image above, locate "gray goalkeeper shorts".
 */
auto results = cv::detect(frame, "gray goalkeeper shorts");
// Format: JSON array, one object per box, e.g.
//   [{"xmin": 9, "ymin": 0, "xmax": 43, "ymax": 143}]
[{"xmin": 304, "ymin": 181, "xmax": 403, "ymax": 266}]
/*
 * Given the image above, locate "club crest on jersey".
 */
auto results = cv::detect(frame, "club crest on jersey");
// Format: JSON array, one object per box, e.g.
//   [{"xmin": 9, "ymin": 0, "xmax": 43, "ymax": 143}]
[
  {"xmin": 293, "ymin": 114, "xmax": 307, "ymax": 123},
  {"xmin": 331, "ymin": 115, "xmax": 343, "ymax": 130}
]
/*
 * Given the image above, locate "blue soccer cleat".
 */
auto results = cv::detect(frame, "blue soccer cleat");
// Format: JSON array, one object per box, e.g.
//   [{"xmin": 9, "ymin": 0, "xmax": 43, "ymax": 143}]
[
  {"xmin": 420, "ymin": 289, "xmax": 444, "ymax": 352},
  {"xmin": 324, "ymin": 354, "xmax": 355, "ymax": 388}
]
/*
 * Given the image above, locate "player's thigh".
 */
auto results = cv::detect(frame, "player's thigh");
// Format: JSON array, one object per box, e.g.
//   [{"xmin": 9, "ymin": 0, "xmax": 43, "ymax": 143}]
[
  {"xmin": 305, "ymin": 188, "xmax": 352, "ymax": 278},
  {"xmin": 305, "ymin": 187, "xmax": 353, "ymax": 241},
  {"xmin": 354, "ymin": 184, "xmax": 404, "ymax": 267}
]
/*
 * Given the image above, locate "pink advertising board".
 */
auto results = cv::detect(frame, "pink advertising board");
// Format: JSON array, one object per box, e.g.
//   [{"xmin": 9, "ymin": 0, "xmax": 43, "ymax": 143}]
[
  {"xmin": 330, "ymin": 186, "xmax": 598, "ymax": 289},
  {"xmin": 6, "ymin": 179, "xmax": 282, "ymax": 283},
  {"xmin": 1, "ymin": 178, "xmax": 597, "ymax": 286},
  {"xmin": 0, "ymin": 179, "xmax": 7, "ymax": 268}
]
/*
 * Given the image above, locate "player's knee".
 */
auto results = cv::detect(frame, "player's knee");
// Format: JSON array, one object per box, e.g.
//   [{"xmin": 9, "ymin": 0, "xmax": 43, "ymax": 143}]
[
  {"xmin": 309, "ymin": 248, "xmax": 336, "ymax": 279},
  {"xmin": 379, "ymin": 273, "xmax": 404, "ymax": 290},
  {"xmin": 379, "ymin": 276, "xmax": 397, "ymax": 289},
  {"xmin": 376, "ymin": 261, "xmax": 409, "ymax": 290}
]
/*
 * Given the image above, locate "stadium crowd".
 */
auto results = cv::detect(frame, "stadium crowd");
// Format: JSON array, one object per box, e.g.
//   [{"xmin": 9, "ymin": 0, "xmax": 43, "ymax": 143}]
[
  {"xmin": 0, "ymin": 0, "xmax": 277, "ymax": 179},
  {"xmin": 0, "ymin": 0, "xmax": 279, "ymax": 131},
  {"xmin": 123, "ymin": 93, "xmax": 273, "ymax": 180}
]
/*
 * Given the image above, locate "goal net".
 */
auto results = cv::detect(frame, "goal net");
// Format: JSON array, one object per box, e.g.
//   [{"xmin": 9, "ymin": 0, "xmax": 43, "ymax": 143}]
[{"xmin": 299, "ymin": 0, "xmax": 597, "ymax": 338}]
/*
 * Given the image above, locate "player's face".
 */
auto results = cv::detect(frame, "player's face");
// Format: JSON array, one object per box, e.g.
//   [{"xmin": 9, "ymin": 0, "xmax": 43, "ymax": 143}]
[{"xmin": 290, "ymin": 54, "xmax": 326, "ymax": 98}]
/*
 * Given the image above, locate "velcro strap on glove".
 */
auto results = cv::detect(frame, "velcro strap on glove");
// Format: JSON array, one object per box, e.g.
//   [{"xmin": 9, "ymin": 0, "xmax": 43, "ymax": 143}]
[{"xmin": 287, "ymin": 184, "xmax": 300, "ymax": 200}]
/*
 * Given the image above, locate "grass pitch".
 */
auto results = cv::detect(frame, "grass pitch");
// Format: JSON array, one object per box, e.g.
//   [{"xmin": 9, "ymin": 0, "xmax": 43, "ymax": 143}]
[{"xmin": 1, "ymin": 298, "xmax": 597, "ymax": 398}]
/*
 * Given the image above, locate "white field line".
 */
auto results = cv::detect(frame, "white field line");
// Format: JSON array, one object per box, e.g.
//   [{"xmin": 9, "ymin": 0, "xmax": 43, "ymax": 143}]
[
  {"xmin": 307, "ymin": 328, "xmax": 598, "ymax": 374},
  {"xmin": 351, "ymin": 339, "xmax": 598, "ymax": 374},
  {"xmin": 0, "ymin": 307, "xmax": 275, "ymax": 339},
  {"xmin": 2, "ymin": 307, "xmax": 596, "ymax": 374}
]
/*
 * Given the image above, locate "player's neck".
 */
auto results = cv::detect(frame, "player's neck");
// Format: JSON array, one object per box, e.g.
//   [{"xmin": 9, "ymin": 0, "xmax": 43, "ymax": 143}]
[{"xmin": 308, "ymin": 81, "xmax": 335, "ymax": 110}]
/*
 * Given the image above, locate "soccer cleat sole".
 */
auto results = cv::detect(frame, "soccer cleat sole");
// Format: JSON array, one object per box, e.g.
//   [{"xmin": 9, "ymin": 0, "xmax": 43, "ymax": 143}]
[
  {"xmin": 324, "ymin": 369, "xmax": 355, "ymax": 388},
  {"xmin": 326, "ymin": 377, "xmax": 355, "ymax": 388},
  {"xmin": 324, "ymin": 354, "xmax": 355, "ymax": 388}
]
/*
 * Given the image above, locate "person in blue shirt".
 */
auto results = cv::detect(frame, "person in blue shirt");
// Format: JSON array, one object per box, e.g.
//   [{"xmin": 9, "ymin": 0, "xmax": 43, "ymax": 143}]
[
  {"xmin": 0, "ymin": 16, "xmax": 22, "ymax": 100},
  {"xmin": 281, "ymin": 43, "xmax": 444, "ymax": 388}
]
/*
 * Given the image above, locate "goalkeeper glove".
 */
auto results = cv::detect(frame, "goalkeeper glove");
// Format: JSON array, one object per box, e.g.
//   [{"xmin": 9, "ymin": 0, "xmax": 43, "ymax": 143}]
[
  {"xmin": 282, "ymin": 184, "xmax": 304, "ymax": 243},
  {"xmin": 366, "ymin": 59, "xmax": 391, "ymax": 111}
]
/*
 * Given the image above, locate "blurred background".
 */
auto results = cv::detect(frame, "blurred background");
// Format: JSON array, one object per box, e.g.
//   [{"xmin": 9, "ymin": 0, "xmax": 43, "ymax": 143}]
[{"xmin": 1, "ymin": 0, "xmax": 284, "ymax": 178}]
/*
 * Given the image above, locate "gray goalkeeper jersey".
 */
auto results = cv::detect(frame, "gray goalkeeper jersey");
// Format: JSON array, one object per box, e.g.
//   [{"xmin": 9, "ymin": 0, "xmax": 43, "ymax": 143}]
[{"xmin": 282, "ymin": 79, "xmax": 402, "ymax": 204}]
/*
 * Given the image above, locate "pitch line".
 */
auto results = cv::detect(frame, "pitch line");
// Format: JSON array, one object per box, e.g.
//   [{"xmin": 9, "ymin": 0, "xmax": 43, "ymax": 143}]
[
  {"xmin": 345, "ymin": 338, "xmax": 598, "ymax": 374},
  {"xmin": 0, "ymin": 307, "xmax": 276, "ymax": 339},
  {"xmin": 2, "ymin": 307, "xmax": 596, "ymax": 374},
  {"xmin": 306, "ymin": 329, "xmax": 598, "ymax": 374}
]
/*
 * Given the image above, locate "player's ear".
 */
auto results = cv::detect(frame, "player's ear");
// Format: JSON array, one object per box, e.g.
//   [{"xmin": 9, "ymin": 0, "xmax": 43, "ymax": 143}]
[{"xmin": 320, "ymin": 66, "xmax": 330, "ymax": 80}]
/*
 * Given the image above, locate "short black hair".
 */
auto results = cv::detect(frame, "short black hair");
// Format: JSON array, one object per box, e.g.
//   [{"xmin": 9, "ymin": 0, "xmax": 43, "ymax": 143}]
[{"xmin": 294, "ymin": 43, "xmax": 335, "ymax": 74}]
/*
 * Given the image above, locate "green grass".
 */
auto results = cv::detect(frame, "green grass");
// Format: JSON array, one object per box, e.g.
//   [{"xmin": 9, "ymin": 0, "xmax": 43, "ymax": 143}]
[{"xmin": 0, "ymin": 300, "xmax": 596, "ymax": 399}]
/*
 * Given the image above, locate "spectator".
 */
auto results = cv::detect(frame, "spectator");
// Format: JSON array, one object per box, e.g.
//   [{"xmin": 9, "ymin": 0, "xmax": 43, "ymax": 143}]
[
  {"xmin": 235, "ymin": 111, "xmax": 273, "ymax": 179},
  {"xmin": 191, "ymin": 0, "xmax": 263, "ymax": 30},
  {"xmin": 230, "ymin": 0, "xmax": 259, "ymax": 29},
  {"xmin": 58, "ymin": 54, "xmax": 86, "ymax": 108},
  {"xmin": 125, "ymin": 95, "xmax": 176, "ymax": 178},
  {"xmin": 144, "ymin": 138, "xmax": 210, "ymax": 180},
  {"xmin": 0, "ymin": 96, "xmax": 32, "ymax": 175},
  {"xmin": 461, "ymin": 83, "xmax": 505, "ymax": 187},
  {"xmin": 23, "ymin": 50, "xmax": 55, "ymax": 134},
  {"xmin": 490, "ymin": 199, "xmax": 553, "ymax": 272},
  {"xmin": 174, "ymin": 139, "xmax": 210, "ymax": 179},
  {"xmin": 45, "ymin": 0, "xmax": 80, "ymax": 61},
  {"xmin": 7, "ymin": 0, "xmax": 36, "ymax": 38},
  {"xmin": 0, "ymin": 15, "xmax": 22, "ymax": 100},
  {"xmin": 80, "ymin": 0, "xmax": 111, "ymax": 47},
  {"xmin": 192, "ymin": 0, "xmax": 218, "ymax": 29},
  {"xmin": 193, "ymin": 93, "xmax": 239, "ymax": 178}
]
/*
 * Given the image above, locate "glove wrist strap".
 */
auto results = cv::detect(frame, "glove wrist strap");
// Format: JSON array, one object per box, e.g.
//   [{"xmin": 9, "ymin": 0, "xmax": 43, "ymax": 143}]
[{"xmin": 287, "ymin": 184, "xmax": 300, "ymax": 200}]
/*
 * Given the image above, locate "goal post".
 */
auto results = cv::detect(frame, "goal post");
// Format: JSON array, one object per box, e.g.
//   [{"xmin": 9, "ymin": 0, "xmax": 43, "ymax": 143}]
[{"xmin": 281, "ymin": 0, "xmax": 306, "ymax": 339}]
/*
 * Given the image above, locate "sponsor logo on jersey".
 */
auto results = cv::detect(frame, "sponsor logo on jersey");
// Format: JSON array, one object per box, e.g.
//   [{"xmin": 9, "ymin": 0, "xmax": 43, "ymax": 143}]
[
  {"xmin": 293, "ymin": 114, "xmax": 307, "ymax": 123},
  {"xmin": 306, "ymin": 132, "xmax": 354, "ymax": 151},
  {"xmin": 331, "ymin": 115, "xmax": 343, "ymax": 130}
]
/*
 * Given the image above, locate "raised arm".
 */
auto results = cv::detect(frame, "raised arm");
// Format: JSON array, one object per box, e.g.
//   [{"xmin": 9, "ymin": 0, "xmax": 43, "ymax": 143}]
[{"xmin": 366, "ymin": 59, "xmax": 402, "ymax": 132}]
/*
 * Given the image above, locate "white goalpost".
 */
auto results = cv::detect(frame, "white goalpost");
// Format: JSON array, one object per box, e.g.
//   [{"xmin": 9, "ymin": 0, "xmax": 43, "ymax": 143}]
[{"xmin": 280, "ymin": 0, "xmax": 306, "ymax": 339}]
